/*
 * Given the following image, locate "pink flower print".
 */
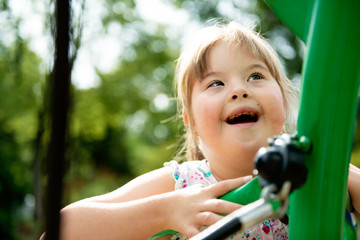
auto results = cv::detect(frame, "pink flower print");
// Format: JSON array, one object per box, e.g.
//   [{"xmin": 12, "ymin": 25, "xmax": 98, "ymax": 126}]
[
  {"xmin": 262, "ymin": 224, "xmax": 270, "ymax": 234},
  {"xmin": 183, "ymin": 179, "xmax": 187, "ymax": 188}
]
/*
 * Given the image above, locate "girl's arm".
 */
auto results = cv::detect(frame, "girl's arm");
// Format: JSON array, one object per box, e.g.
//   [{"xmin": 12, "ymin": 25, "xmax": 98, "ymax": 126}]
[
  {"xmin": 348, "ymin": 163, "xmax": 360, "ymax": 220},
  {"xmin": 60, "ymin": 190, "xmax": 175, "ymax": 240},
  {"xmin": 58, "ymin": 167, "xmax": 175, "ymax": 240},
  {"xmin": 49, "ymin": 167, "xmax": 250, "ymax": 240}
]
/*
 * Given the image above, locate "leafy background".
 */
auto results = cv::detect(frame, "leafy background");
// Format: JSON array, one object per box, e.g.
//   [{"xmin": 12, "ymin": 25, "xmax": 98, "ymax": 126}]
[{"xmin": 0, "ymin": 0, "xmax": 359, "ymax": 239}]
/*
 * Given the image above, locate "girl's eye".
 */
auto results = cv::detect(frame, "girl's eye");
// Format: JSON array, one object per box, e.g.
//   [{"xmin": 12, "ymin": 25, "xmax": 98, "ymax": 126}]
[
  {"xmin": 207, "ymin": 80, "xmax": 224, "ymax": 88},
  {"xmin": 248, "ymin": 72, "xmax": 264, "ymax": 81}
]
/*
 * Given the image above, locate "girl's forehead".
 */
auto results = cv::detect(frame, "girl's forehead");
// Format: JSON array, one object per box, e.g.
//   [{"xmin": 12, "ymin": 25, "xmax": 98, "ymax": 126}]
[
  {"xmin": 211, "ymin": 41, "xmax": 264, "ymax": 61},
  {"xmin": 202, "ymin": 43, "xmax": 268, "ymax": 75}
]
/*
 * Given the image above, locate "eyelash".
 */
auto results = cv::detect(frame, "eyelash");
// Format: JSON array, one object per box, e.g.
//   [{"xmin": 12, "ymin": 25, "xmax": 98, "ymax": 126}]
[
  {"xmin": 248, "ymin": 72, "xmax": 265, "ymax": 81},
  {"xmin": 207, "ymin": 80, "xmax": 224, "ymax": 88},
  {"xmin": 205, "ymin": 72, "xmax": 264, "ymax": 88}
]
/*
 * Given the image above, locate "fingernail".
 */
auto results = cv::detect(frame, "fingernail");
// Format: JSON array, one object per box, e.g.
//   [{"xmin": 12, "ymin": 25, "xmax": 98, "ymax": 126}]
[{"xmin": 244, "ymin": 175, "xmax": 252, "ymax": 182}]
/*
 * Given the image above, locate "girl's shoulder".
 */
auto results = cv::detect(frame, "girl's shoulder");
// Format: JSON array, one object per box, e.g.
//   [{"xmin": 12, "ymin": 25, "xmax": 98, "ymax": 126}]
[{"xmin": 164, "ymin": 160, "xmax": 217, "ymax": 189}]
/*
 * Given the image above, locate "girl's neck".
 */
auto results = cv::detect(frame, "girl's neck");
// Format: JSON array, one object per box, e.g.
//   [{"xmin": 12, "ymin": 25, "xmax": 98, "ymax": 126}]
[{"xmin": 206, "ymin": 159, "xmax": 254, "ymax": 182}]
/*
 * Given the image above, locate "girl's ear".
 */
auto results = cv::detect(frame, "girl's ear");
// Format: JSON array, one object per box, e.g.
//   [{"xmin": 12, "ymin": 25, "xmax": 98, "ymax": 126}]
[
  {"xmin": 184, "ymin": 111, "xmax": 199, "ymax": 136},
  {"xmin": 183, "ymin": 111, "xmax": 189, "ymax": 125}
]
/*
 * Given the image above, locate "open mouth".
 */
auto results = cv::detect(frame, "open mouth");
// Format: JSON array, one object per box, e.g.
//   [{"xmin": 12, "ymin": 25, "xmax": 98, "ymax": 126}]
[{"xmin": 226, "ymin": 112, "xmax": 259, "ymax": 124}]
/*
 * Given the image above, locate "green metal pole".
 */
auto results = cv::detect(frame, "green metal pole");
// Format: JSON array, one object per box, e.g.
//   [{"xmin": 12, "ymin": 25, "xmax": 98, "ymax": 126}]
[
  {"xmin": 264, "ymin": 0, "xmax": 360, "ymax": 238},
  {"xmin": 264, "ymin": 0, "xmax": 313, "ymax": 43},
  {"xmin": 291, "ymin": 0, "xmax": 360, "ymax": 238}
]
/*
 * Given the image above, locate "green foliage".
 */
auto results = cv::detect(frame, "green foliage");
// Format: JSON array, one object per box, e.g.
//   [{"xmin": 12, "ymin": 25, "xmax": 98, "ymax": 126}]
[
  {"xmin": 0, "ymin": 128, "xmax": 27, "ymax": 239},
  {"xmin": 0, "ymin": 9, "xmax": 43, "ymax": 238}
]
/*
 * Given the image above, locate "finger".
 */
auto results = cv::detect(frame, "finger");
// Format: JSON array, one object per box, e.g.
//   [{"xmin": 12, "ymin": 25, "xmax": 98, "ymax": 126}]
[
  {"xmin": 196, "ymin": 211, "xmax": 223, "ymax": 227},
  {"xmin": 204, "ymin": 199, "xmax": 242, "ymax": 215},
  {"xmin": 209, "ymin": 175, "xmax": 253, "ymax": 197},
  {"xmin": 185, "ymin": 228, "xmax": 201, "ymax": 239}
]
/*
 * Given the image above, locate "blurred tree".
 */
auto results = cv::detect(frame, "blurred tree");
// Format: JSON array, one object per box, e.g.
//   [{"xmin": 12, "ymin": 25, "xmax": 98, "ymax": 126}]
[
  {"xmin": 0, "ymin": 128, "xmax": 26, "ymax": 239},
  {"xmin": 0, "ymin": 3, "xmax": 43, "ymax": 238}
]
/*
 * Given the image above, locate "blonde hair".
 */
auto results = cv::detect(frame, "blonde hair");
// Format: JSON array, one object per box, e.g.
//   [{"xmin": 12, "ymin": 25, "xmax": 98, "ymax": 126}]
[{"xmin": 174, "ymin": 21, "xmax": 299, "ymax": 162}]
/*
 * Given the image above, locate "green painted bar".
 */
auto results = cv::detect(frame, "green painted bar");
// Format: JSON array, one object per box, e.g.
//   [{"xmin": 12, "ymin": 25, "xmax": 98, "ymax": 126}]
[
  {"xmin": 265, "ymin": 0, "xmax": 360, "ymax": 238},
  {"xmin": 264, "ymin": 0, "xmax": 313, "ymax": 43}
]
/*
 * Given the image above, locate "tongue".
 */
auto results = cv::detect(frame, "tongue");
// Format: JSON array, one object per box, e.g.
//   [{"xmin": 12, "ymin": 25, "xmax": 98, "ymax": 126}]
[
  {"xmin": 238, "ymin": 115, "xmax": 255, "ymax": 123},
  {"xmin": 228, "ymin": 114, "xmax": 258, "ymax": 124}
]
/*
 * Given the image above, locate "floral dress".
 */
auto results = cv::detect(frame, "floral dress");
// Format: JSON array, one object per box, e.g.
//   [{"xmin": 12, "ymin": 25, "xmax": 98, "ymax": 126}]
[{"xmin": 164, "ymin": 160, "xmax": 289, "ymax": 240}]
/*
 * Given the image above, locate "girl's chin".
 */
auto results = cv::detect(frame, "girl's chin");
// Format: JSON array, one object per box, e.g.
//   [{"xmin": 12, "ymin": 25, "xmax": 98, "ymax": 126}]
[{"xmin": 227, "ymin": 140, "xmax": 267, "ymax": 152}]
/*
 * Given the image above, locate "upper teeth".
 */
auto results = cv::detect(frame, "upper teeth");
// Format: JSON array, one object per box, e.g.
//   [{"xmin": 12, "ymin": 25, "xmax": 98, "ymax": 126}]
[{"xmin": 228, "ymin": 112, "xmax": 256, "ymax": 121}]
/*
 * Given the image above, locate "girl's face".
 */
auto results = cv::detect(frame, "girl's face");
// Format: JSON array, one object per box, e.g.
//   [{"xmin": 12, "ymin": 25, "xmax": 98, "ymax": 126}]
[{"xmin": 188, "ymin": 42, "xmax": 286, "ymax": 179}]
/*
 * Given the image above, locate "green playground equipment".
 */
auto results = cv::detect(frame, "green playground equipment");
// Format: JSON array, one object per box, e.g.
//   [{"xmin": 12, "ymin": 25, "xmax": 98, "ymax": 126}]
[{"xmin": 264, "ymin": 0, "xmax": 360, "ymax": 238}]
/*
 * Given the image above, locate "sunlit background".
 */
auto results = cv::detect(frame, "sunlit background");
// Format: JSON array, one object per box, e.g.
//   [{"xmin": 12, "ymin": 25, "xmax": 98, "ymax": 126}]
[{"xmin": 0, "ymin": 0, "xmax": 359, "ymax": 239}]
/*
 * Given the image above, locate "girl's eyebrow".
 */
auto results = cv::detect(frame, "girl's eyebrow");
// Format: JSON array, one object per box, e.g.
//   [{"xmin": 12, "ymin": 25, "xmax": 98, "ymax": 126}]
[
  {"xmin": 201, "ymin": 71, "xmax": 221, "ymax": 80},
  {"xmin": 245, "ymin": 63, "xmax": 269, "ymax": 71},
  {"xmin": 201, "ymin": 62, "xmax": 269, "ymax": 80}
]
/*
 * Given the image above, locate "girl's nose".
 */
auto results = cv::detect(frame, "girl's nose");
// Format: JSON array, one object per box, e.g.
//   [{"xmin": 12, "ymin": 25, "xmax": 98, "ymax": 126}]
[
  {"xmin": 232, "ymin": 93, "xmax": 248, "ymax": 100},
  {"xmin": 230, "ymin": 84, "xmax": 249, "ymax": 101}
]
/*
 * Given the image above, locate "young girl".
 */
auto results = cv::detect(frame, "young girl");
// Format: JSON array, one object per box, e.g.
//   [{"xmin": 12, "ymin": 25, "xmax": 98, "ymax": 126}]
[{"xmin": 55, "ymin": 21, "xmax": 360, "ymax": 240}]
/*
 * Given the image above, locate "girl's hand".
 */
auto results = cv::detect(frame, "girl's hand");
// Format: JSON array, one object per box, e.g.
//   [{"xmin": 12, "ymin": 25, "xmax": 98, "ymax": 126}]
[
  {"xmin": 165, "ymin": 176, "xmax": 252, "ymax": 238},
  {"xmin": 348, "ymin": 164, "xmax": 360, "ymax": 220}
]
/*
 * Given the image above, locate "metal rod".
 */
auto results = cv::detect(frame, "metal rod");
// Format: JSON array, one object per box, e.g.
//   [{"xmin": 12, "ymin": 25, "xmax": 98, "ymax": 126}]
[{"xmin": 190, "ymin": 199, "xmax": 274, "ymax": 240}]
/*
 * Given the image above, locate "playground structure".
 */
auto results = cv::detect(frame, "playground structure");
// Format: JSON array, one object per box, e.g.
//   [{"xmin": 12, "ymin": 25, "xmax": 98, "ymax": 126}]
[{"xmin": 266, "ymin": 0, "xmax": 360, "ymax": 238}]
